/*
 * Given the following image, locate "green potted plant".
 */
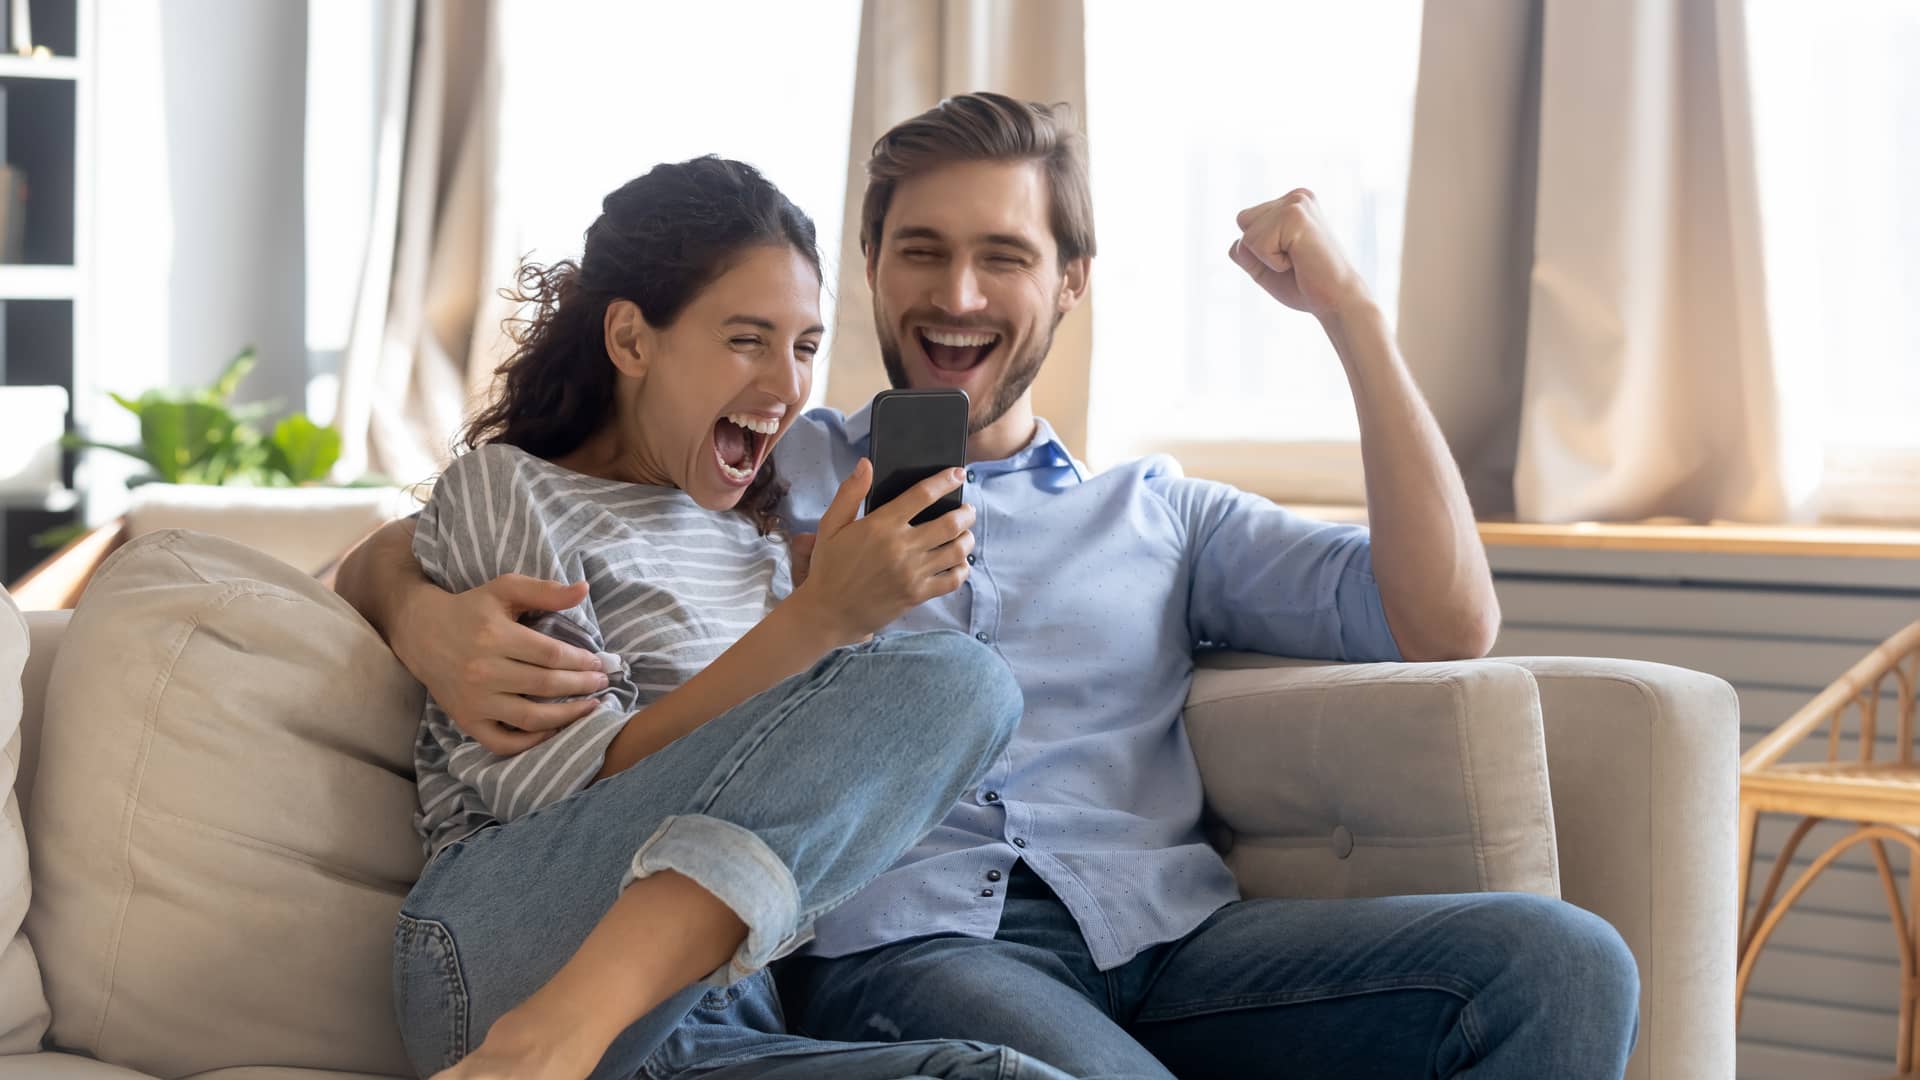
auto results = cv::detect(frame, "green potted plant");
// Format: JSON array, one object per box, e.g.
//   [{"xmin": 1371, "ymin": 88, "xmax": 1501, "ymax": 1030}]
[
  {"xmin": 66, "ymin": 348, "xmax": 347, "ymax": 487},
  {"xmin": 46, "ymin": 349, "xmax": 410, "ymax": 574}
]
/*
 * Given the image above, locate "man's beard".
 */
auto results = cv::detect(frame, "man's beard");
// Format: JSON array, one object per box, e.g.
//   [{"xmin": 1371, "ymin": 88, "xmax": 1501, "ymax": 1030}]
[{"xmin": 878, "ymin": 311, "xmax": 1060, "ymax": 436}]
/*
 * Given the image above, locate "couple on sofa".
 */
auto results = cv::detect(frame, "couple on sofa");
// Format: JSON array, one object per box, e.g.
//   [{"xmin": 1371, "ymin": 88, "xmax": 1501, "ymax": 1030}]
[{"xmin": 336, "ymin": 92, "xmax": 1639, "ymax": 1080}]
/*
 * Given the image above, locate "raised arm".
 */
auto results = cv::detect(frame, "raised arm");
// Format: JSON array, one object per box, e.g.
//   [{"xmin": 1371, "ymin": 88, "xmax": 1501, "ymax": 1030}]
[
  {"xmin": 334, "ymin": 514, "xmax": 608, "ymax": 753},
  {"xmin": 1229, "ymin": 189, "xmax": 1499, "ymax": 661}
]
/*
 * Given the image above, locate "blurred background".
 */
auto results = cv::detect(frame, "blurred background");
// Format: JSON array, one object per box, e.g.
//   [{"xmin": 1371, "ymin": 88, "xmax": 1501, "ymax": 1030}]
[{"xmin": 2, "ymin": 4, "xmax": 1918, "ymax": 1073}]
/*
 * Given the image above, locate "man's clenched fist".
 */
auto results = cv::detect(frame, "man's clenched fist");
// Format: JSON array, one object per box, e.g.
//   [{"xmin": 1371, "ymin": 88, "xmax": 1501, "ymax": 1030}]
[{"xmin": 1227, "ymin": 188, "xmax": 1372, "ymax": 322}]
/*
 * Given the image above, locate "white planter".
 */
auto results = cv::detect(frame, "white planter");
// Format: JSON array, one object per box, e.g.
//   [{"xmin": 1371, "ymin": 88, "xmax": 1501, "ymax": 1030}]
[{"xmin": 125, "ymin": 482, "xmax": 419, "ymax": 574}]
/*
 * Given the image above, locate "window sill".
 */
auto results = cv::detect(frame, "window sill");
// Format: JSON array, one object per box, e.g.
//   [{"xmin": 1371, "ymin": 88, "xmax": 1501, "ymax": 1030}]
[{"xmin": 1284, "ymin": 505, "xmax": 1920, "ymax": 560}]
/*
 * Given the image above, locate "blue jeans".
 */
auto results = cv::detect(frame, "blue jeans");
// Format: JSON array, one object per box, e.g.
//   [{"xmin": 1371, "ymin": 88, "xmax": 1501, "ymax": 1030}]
[
  {"xmin": 779, "ymin": 862, "xmax": 1641, "ymax": 1079},
  {"xmin": 392, "ymin": 631, "xmax": 1073, "ymax": 1080}
]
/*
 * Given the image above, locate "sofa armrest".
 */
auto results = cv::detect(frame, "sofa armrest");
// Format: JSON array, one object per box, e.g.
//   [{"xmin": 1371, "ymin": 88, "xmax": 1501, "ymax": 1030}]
[
  {"xmin": 1186, "ymin": 655, "xmax": 1560, "ymax": 900},
  {"xmin": 1497, "ymin": 657, "xmax": 1738, "ymax": 1080},
  {"xmin": 8, "ymin": 522, "xmax": 125, "ymax": 612}
]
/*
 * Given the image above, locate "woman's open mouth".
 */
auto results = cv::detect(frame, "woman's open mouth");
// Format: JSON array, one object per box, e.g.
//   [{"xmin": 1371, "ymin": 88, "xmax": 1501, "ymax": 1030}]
[
  {"xmin": 917, "ymin": 327, "xmax": 1001, "ymax": 378},
  {"xmin": 712, "ymin": 412, "xmax": 779, "ymax": 487}
]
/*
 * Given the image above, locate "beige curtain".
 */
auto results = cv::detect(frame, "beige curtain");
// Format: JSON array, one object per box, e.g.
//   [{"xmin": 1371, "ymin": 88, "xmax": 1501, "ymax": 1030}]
[
  {"xmin": 334, "ymin": 0, "xmax": 510, "ymax": 485},
  {"xmin": 1398, "ymin": 0, "xmax": 1818, "ymax": 523},
  {"xmin": 824, "ymin": 0, "xmax": 1094, "ymax": 458}
]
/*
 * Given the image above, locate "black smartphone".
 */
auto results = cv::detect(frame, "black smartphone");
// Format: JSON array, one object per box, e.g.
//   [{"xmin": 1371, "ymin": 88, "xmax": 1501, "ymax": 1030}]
[{"xmin": 866, "ymin": 388, "xmax": 970, "ymax": 526}]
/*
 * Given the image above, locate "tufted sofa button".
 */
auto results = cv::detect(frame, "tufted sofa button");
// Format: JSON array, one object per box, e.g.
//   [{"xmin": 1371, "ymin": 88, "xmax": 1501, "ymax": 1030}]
[{"xmin": 1330, "ymin": 824, "xmax": 1355, "ymax": 860}]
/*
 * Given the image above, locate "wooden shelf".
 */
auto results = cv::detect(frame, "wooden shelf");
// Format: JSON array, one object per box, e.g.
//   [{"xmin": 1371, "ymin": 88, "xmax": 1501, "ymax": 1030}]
[
  {"xmin": 0, "ymin": 265, "xmax": 77, "ymax": 300},
  {"xmin": 1475, "ymin": 519, "xmax": 1920, "ymax": 560},
  {"xmin": 0, "ymin": 55, "xmax": 81, "ymax": 80},
  {"xmin": 1282, "ymin": 503, "xmax": 1920, "ymax": 560}
]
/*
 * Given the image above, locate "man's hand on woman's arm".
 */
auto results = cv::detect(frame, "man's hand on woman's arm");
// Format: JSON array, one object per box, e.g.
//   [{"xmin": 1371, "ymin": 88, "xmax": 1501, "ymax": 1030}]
[{"xmin": 334, "ymin": 517, "xmax": 609, "ymax": 753}]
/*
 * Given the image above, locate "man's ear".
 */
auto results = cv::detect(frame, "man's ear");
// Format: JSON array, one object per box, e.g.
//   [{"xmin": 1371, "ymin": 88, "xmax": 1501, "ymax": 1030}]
[
  {"xmin": 1056, "ymin": 256, "xmax": 1091, "ymax": 315},
  {"xmin": 604, "ymin": 300, "xmax": 651, "ymax": 379},
  {"xmin": 864, "ymin": 242, "xmax": 878, "ymax": 292}
]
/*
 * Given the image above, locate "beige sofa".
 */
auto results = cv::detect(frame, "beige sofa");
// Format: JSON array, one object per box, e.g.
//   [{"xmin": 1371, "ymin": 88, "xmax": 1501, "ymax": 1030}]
[{"xmin": 1, "ymin": 530, "xmax": 1738, "ymax": 1079}]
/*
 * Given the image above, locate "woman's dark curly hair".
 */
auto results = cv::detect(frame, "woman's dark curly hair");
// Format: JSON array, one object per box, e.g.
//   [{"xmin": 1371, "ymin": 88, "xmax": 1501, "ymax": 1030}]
[{"xmin": 462, "ymin": 156, "xmax": 822, "ymax": 534}]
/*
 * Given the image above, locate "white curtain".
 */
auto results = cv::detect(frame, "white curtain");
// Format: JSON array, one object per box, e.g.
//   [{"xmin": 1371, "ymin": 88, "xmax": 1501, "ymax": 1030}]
[
  {"xmin": 332, "ymin": 0, "xmax": 512, "ymax": 485},
  {"xmin": 1397, "ymin": 0, "xmax": 1819, "ymax": 523},
  {"xmin": 824, "ymin": 0, "xmax": 1094, "ymax": 457}
]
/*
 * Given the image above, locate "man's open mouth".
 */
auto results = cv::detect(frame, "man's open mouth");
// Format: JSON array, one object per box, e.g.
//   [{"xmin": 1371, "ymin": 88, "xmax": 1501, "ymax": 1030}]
[
  {"xmin": 713, "ymin": 412, "xmax": 778, "ymax": 484},
  {"xmin": 917, "ymin": 327, "xmax": 1001, "ymax": 373}
]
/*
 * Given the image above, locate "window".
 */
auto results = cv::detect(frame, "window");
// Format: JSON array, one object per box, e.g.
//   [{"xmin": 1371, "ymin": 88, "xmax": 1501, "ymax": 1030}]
[
  {"xmin": 494, "ymin": 0, "xmax": 861, "ymax": 406},
  {"xmin": 1083, "ymin": 1, "xmax": 1424, "ymax": 499},
  {"xmin": 1746, "ymin": 0, "xmax": 1920, "ymax": 521}
]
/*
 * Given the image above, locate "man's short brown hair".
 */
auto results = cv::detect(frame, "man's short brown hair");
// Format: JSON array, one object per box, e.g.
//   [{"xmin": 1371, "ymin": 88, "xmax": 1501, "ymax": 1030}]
[{"xmin": 861, "ymin": 92, "xmax": 1096, "ymax": 266}]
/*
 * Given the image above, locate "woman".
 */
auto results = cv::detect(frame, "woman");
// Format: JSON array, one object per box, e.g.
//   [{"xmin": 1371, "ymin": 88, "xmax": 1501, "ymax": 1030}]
[{"xmin": 394, "ymin": 157, "xmax": 1065, "ymax": 1080}]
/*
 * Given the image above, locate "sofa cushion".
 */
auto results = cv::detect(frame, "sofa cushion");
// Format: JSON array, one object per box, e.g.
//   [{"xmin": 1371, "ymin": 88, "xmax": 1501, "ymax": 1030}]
[
  {"xmin": 24, "ymin": 531, "xmax": 424, "ymax": 1077},
  {"xmin": 0, "ymin": 587, "xmax": 50, "ymax": 1054}
]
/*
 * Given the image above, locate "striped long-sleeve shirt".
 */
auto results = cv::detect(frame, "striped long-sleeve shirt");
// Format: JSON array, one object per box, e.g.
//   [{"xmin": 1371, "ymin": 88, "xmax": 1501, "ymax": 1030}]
[{"xmin": 410, "ymin": 442, "xmax": 792, "ymax": 861}]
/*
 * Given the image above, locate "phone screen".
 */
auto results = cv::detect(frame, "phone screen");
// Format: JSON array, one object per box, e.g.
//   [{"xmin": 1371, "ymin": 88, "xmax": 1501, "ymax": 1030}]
[{"xmin": 866, "ymin": 388, "xmax": 969, "ymax": 526}]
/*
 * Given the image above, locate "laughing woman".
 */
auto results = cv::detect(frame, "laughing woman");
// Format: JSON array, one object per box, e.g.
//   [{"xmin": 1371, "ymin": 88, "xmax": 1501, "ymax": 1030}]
[{"xmin": 392, "ymin": 157, "xmax": 1058, "ymax": 1080}]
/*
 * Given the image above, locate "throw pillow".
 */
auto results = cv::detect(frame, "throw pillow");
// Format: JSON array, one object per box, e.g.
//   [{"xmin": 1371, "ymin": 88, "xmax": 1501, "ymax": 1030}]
[{"xmin": 25, "ymin": 530, "xmax": 424, "ymax": 1076}]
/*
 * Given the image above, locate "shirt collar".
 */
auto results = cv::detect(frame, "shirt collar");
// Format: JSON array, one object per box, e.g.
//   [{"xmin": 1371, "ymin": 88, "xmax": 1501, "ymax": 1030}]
[{"xmin": 841, "ymin": 404, "xmax": 1081, "ymax": 478}]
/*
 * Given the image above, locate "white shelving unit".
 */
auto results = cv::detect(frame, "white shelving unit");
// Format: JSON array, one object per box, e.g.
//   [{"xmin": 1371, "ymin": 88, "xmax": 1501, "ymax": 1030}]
[
  {"xmin": 1, "ymin": 0, "xmax": 93, "ymax": 579},
  {"xmin": 0, "ymin": 53, "xmax": 78, "ymax": 80},
  {"xmin": 0, "ymin": 264, "xmax": 77, "ymax": 301}
]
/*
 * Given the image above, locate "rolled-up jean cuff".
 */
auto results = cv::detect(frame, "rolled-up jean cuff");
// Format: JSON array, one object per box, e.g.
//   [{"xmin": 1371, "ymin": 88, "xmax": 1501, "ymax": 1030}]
[{"xmin": 623, "ymin": 814, "xmax": 806, "ymax": 986}]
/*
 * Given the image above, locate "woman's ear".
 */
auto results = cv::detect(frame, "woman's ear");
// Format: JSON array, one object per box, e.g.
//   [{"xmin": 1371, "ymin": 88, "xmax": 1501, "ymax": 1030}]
[{"xmin": 604, "ymin": 300, "xmax": 651, "ymax": 379}]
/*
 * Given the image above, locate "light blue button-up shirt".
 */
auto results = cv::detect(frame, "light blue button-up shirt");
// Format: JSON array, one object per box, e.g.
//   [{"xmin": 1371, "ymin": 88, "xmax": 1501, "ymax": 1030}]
[{"xmin": 773, "ymin": 405, "xmax": 1402, "ymax": 970}]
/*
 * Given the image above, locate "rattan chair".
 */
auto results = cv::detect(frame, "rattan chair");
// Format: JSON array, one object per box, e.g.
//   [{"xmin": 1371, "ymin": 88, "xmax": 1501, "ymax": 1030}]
[{"xmin": 1738, "ymin": 618, "xmax": 1920, "ymax": 1073}]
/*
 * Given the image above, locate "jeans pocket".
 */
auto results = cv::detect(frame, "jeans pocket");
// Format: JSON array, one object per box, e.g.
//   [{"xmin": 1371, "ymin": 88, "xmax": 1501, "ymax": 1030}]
[{"xmin": 393, "ymin": 911, "xmax": 472, "ymax": 1074}]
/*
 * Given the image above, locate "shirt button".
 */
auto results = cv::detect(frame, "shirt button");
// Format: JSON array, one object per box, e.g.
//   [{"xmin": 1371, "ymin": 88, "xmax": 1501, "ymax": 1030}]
[
  {"xmin": 965, "ymin": 469, "xmax": 977, "ymax": 483},
  {"xmin": 966, "ymin": 553, "xmax": 977, "ymax": 565},
  {"xmin": 980, "ymin": 888, "xmax": 995, "ymax": 898},
  {"xmin": 975, "ymin": 632, "xmax": 990, "ymax": 644},
  {"xmin": 987, "ymin": 869, "xmax": 1002, "ymax": 882},
  {"xmin": 1013, "ymin": 837, "xmax": 1028, "ymax": 849},
  {"xmin": 983, "ymin": 790, "xmax": 999, "ymax": 803}
]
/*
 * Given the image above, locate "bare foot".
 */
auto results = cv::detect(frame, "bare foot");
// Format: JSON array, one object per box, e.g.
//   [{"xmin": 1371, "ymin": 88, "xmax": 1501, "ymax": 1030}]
[{"xmin": 428, "ymin": 1010, "xmax": 607, "ymax": 1080}]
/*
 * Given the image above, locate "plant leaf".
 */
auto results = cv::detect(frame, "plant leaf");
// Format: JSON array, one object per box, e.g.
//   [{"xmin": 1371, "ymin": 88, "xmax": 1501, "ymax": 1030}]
[
  {"xmin": 266, "ymin": 414, "xmax": 342, "ymax": 484},
  {"xmin": 109, "ymin": 392, "xmax": 143, "ymax": 417},
  {"xmin": 140, "ymin": 400, "xmax": 236, "ymax": 483},
  {"xmin": 211, "ymin": 348, "xmax": 257, "ymax": 402},
  {"xmin": 229, "ymin": 399, "xmax": 282, "ymax": 423},
  {"xmin": 58, "ymin": 434, "xmax": 148, "ymax": 460}
]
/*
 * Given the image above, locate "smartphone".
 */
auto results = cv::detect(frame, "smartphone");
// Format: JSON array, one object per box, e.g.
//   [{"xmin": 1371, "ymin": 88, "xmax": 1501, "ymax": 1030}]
[{"xmin": 866, "ymin": 388, "xmax": 970, "ymax": 526}]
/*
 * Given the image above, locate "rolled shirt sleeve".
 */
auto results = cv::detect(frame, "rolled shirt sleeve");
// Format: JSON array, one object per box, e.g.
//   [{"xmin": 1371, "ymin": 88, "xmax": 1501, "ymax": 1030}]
[{"xmin": 1149, "ymin": 461, "xmax": 1402, "ymax": 662}]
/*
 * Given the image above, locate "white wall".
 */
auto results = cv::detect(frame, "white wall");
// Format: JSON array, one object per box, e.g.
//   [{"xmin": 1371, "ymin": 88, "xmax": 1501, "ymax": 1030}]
[{"xmin": 90, "ymin": 0, "xmax": 307, "ymax": 421}]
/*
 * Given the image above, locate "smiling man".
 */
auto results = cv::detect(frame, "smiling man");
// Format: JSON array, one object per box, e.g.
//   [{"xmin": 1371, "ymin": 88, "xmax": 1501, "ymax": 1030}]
[{"xmin": 336, "ymin": 94, "xmax": 1640, "ymax": 1078}]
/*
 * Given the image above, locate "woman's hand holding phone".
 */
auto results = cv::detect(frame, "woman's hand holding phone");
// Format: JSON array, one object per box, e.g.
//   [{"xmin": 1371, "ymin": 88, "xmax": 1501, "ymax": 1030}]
[
  {"xmin": 594, "ymin": 461, "xmax": 968, "ymax": 782},
  {"xmin": 789, "ymin": 458, "xmax": 974, "ymax": 646}
]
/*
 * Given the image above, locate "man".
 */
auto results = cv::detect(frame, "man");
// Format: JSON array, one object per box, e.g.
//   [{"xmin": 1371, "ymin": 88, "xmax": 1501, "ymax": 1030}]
[{"xmin": 338, "ymin": 93, "xmax": 1638, "ymax": 1078}]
